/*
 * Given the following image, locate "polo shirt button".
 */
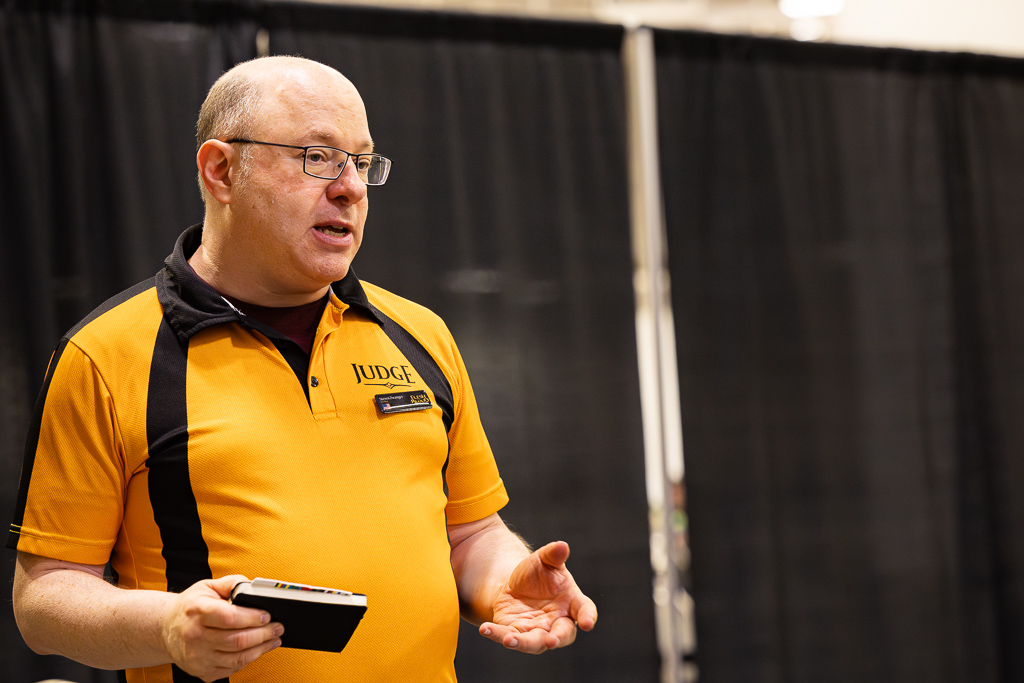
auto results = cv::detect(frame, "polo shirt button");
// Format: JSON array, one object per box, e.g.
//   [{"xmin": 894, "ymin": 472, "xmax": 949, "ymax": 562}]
[{"xmin": 310, "ymin": 376, "xmax": 320, "ymax": 387}]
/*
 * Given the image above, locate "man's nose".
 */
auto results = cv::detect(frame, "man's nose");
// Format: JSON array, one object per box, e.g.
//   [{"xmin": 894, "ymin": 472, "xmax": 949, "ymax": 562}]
[{"xmin": 327, "ymin": 158, "xmax": 368, "ymax": 203}]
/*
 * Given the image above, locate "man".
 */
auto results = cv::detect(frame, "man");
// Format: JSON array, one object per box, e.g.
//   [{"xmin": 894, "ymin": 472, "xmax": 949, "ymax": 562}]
[{"xmin": 9, "ymin": 56, "xmax": 596, "ymax": 683}]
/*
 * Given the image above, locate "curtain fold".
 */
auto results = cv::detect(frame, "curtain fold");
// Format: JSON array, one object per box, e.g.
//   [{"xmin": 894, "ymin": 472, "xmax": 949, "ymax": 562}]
[
  {"xmin": 656, "ymin": 30, "xmax": 1024, "ymax": 683},
  {"xmin": 0, "ymin": 4, "xmax": 257, "ymax": 681}
]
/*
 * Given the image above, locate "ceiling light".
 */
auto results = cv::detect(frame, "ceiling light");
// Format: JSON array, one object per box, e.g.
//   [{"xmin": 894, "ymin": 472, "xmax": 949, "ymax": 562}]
[
  {"xmin": 789, "ymin": 17, "xmax": 827, "ymax": 41},
  {"xmin": 779, "ymin": 0, "xmax": 845, "ymax": 19}
]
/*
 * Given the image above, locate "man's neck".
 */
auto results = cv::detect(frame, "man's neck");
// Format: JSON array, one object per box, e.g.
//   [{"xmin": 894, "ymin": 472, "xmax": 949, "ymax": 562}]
[{"xmin": 187, "ymin": 242, "xmax": 330, "ymax": 307}]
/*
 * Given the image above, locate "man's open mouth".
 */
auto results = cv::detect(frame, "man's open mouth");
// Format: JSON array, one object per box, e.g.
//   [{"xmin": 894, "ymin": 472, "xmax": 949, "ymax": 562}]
[{"xmin": 316, "ymin": 225, "xmax": 349, "ymax": 236}]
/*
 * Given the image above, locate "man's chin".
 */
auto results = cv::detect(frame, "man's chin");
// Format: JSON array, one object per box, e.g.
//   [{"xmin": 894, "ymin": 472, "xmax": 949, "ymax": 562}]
[{"xmin": 314, "ymin": 257, "xmax": 355, "ymax": 285}]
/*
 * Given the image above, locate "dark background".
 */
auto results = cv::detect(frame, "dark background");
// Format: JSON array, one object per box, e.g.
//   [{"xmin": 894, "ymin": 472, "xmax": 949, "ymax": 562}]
[
  {"xmin": 6, "ymin": 1, "xmax": 1024, "ymax": 683},
  {"xmin": 658, "ymin": 31, "xmax": 1024, "ymax": 683}
]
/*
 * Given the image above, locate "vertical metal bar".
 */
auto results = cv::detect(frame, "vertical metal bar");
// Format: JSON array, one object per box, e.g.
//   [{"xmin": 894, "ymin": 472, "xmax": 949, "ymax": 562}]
[
  {"xmin": 623, "ymin": 25, "xmax": 691, "ymax": 683},
  {"xmin": 256, "ymin": 28, "xmax": 270, "ymax": 58}
]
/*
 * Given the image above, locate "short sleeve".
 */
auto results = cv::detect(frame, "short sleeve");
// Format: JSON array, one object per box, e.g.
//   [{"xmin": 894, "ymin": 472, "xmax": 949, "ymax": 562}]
[
  {"xmin": 7, "ymin": 340, "xmax": 127, "ymax": 565},
  {"xmin": 442, "ymin": 336, "xmax": 509, "ymax": 525}
]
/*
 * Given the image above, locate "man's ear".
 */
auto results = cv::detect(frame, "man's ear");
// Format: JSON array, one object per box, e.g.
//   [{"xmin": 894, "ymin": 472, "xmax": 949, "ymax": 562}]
[{"xmin": 197, "ymin": 140, "xmax": 236, "ymax": 204}]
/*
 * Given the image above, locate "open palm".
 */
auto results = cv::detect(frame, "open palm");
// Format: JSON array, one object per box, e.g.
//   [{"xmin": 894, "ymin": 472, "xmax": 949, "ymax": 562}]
[{"xmin": 479, "ymin": 541, "xmax": 598, "ymax": 654}]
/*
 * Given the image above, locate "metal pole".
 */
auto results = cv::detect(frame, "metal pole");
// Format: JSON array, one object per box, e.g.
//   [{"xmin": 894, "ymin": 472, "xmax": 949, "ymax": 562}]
[{"xmin": 623, "ymin": 25, "xmax": 692, "ymax": 683}]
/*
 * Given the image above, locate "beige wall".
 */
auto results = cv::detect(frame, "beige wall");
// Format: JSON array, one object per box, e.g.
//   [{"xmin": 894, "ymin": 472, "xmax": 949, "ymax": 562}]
[
  {"xmin": 834, "ymin": 0, "xmax": 1024, "ymax": 57},
  {"xmin": 299, "ymin": 0, "xmax": 1024, "ymax": 58}
]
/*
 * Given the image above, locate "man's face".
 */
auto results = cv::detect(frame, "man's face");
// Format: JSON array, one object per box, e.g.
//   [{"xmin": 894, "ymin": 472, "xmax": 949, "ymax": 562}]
[{"xmin": 230, "ymin": 69, "xmax": 372, "ymax": 298}]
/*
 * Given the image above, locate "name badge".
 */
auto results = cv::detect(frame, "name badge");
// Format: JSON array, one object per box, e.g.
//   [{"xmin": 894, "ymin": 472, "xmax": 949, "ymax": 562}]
[{"xmin": 375, "ymin": 390, "xmax": 432, "ymax": 414}]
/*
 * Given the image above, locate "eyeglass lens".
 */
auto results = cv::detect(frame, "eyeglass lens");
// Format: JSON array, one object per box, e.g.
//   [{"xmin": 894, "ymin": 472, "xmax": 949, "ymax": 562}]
[{"xmin": 304, "ymin": 147, "xmax": 391, "ymax": 185}]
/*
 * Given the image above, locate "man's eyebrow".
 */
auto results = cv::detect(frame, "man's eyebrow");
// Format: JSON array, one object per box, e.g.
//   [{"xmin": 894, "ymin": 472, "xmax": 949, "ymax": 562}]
[
  {"xmin": 305, "ymin": 129, "xmax": 334, "ymax": 144},
  {"xmin": 305, "ymin": 130, "xmax": 374, "ymax": 152}
]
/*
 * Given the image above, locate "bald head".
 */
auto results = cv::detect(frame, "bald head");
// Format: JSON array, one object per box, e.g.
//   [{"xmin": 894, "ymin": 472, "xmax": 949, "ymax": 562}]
[
  {"xmin": 196, "ymin": 56, "xmax": 359, "ymax": 149},
  {"xmin": 195, "ymin": 56, "xmax": 367, "ymax": 206}
]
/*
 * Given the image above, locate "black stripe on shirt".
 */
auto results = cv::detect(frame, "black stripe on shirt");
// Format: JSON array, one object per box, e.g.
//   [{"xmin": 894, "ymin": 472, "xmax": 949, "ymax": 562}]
[
  {"xmin": 146, "ymin": 318, "xmax": 223, "ymax": 683},
  {"xmin": 371, "ymin": 307, "xmax": 455, "ymax": 509},
  {"xmin": 370, "ymin": 305, "xmax": 455, "ymax": 433}
]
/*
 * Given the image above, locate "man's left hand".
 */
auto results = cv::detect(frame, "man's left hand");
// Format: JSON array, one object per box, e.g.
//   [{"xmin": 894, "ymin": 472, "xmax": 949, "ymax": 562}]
[{"xmin": 478, "ymin": 541, "xmax": 598, "ymax": 654}]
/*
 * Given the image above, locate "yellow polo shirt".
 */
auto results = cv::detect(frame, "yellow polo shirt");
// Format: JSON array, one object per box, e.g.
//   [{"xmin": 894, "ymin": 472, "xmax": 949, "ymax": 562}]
[{"xmin": 8, "ymin": 224, "xmax": 509, "ymax": 682}]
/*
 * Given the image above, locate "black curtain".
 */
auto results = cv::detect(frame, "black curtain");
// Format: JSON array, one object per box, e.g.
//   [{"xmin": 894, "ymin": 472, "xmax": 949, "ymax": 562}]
[
  {"xmin": 657, "ymin": 31, "xmax": 1024, "ymax": 682},
  {"xmin": 1, "ymin": 3, "xmax": 257, "ymax": 681},
  {"xmin": 0, "ymin": 2, "xmax": 655, "ymax": 682}
]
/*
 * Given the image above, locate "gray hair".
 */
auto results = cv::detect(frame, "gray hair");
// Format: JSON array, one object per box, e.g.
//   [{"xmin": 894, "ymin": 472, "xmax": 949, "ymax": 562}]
[{"xmin": 195, "ymin": 65, "xmax": 266, "ymax": 201}]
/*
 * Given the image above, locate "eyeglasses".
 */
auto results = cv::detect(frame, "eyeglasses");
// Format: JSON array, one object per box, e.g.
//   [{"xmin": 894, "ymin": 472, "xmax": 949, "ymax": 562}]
[{"xmin": 227, "ymin": 139, "xmax": 392, "ymax": 185}]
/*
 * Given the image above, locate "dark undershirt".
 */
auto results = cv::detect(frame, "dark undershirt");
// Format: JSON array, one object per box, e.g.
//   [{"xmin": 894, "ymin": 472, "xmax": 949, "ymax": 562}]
[{"xmin": 222, "ymin": 293, "xmax": 329, "ymax": 356}]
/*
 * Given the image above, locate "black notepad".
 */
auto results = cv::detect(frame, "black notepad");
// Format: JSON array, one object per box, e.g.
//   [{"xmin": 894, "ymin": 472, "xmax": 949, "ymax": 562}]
[{"xmin": 229, "ymin": 578, "xmax": 368, "ymax": 653}]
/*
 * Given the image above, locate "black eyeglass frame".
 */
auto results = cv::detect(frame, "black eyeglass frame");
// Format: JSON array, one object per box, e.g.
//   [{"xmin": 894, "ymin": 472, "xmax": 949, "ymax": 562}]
[{"xmin": 226, "ymin": 138, "xmax": 392, "ymax": 185}]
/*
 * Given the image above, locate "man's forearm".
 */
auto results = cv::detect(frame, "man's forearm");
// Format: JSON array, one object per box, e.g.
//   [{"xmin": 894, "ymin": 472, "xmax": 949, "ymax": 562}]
[
  {"xmin": 14, "ymin": 553, "xmax": 173, "ymax": 670},
  {"xmin": 448, "ymin": 514, "xmax": 531, "ymax": 624},
  {"xmin": 15, "ymin": 551, "xmax": 282, "ymax": 680}
]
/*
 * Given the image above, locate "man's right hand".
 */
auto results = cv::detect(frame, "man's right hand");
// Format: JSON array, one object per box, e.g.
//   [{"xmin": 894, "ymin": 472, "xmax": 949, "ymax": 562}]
[
  {"xmin": 161, "ymin": 575, "xmax": 284, "ymax": 682},
  {"xmin": 13, "ymin": 553, "xmax": 283, "ymax": 681}
]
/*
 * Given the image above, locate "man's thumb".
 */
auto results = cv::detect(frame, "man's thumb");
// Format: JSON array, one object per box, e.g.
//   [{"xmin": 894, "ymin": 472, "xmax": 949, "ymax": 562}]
[
  {"xmin": 537, "ymin": 541, "xmax": 570, "ymax": 570},
  {"xmin": 208, "ymin": 574, "xmax": 251, "ymax": 598}
]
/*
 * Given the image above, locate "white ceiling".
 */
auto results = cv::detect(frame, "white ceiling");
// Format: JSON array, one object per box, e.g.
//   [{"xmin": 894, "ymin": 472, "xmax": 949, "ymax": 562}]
[{"xmin": 305, "ymin": 0, "xmax": 1024, "ymax": 58}]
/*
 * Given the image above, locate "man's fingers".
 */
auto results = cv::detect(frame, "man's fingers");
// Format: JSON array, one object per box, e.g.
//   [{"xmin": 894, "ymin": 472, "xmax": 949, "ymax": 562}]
[
  {"xmin": 210, "ymin": 622, "xmax": 285, "ymax": 652},
  {"xmin": 502, "ymin": 626, "xmax": 569, "ymax": 654},
  {"xmin": 222, "ymin": 632, "xmax": 283, "ymax": 667},
  {"xmin": 181, "ymin": 575, "xmax": 270, "ymax": 630},
  {"xmin": 542, "ymin": 616, "xmax": 577, "ymax": 649},
  {"xmin": 189, "ymin": 581, "xmax": 267, "ymax": 630},
  {"xmin": 536, "ymin": 541, "xmax": 570, "ymax": 570},
  {"xmin": 506, "ymin": 629, "xmax": 552, "ymax": 654},
  {"xmin": 479, "ymin": 618, "xmax": 577, "ymax": 654},
  {"xmin": 479, "ymin": 621, "xmax": 509, "ymax": 645},
  {"xmin": 167, "ymin": 577, "xmax": 281, "ymax": 680},
  {"xmin": 480, "ymin": 622, "xmax": 531, "ymax": 650},
  {"xmin": 193, "ymin": 635, "xmax": 283, "ymax": 682},
  {"xmin": 571, "ymin": 593, "xmax": 599, "ymax": 631},
  {"xmin": 198, "ymin": 599, "xmax": 270, "ymax": 630},
  {"xmin": 207, "ymin": 574, "xmax": 250, "ymax": 599},
  {"xmin": 484, "ymin": 622, "xmax": 547, "ymax": 654}
]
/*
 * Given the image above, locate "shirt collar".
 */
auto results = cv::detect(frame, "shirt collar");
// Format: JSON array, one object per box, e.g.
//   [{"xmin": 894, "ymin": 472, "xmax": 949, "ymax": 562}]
[{"xmin": 156, "ymin": 223, "xmax": 383, "ymax": 343}]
